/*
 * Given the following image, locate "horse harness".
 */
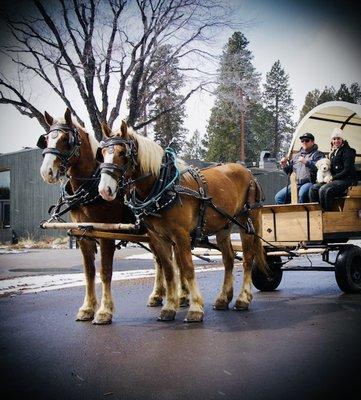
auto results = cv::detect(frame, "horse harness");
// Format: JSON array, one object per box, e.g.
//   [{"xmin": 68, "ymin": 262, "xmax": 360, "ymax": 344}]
[
  {"xmin": 37, "ymin": 123, "xmax": 81, "ymax": 174},
  {"xmin": 37, "ymin": 122, "xmax": 106, "ymax": 221},
  {"xmin": 98, "ymin": 136, "xmax": 262, "ymax": 246}
]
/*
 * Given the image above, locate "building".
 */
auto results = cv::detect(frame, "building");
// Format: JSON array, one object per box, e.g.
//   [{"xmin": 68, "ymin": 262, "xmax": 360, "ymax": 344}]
[{"xmin": 0, "ymin": 148, "xmax": 62, "ymax": 243}]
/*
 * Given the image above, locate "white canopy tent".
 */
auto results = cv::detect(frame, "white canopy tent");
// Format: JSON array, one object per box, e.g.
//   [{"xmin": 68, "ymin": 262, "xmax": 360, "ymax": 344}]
[{"xmin": 289, "ymin": 101, "xmax": 361, "ymax": 165}]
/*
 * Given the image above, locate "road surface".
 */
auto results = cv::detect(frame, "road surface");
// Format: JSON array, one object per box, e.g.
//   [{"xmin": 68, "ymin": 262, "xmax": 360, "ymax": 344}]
[{"xmin": 0, "ymin": 247, "xmax": 360, "ymax": 400}]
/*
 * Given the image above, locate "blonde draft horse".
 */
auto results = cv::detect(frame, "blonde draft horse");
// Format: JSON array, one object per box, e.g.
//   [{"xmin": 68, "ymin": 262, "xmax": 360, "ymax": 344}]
[
  {"xmin": 98, "ymin": 121, "xmax": 268, "ymax": 323},
  {"xmin": 38, "ymin": 109, "xmax": 181, "ymax": 324}
]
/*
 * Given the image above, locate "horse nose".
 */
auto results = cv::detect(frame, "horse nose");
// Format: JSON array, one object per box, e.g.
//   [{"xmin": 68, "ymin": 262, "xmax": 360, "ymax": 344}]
[{"xmin": 48, "ymin": 168, "xmax": 53, "ymax": 177}]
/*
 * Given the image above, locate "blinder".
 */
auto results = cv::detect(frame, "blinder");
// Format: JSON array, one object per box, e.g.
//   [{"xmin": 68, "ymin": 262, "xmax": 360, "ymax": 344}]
[
  {"xmin": 96, "ymin": 147, "xmax": 103, "ymax": 163},
  {"xmin": 37, "ymin": 135, "xmax": 47, "ymax": 149}
]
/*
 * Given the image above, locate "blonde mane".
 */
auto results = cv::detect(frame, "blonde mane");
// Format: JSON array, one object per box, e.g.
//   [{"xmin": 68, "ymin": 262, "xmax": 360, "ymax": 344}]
[{"xmin": 113, "ymin": 127, "xmax": 164, "ymax": 176}]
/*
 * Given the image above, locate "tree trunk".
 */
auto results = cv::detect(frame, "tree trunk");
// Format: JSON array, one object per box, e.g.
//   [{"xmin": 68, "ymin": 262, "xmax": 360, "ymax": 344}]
[{"xmin": 239, "ymin": 111, "xmax": 245, "ymax": 162}]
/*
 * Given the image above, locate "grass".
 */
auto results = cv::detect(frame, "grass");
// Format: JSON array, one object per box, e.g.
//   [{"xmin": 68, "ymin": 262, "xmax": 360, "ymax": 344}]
[{"xmin": 0, "ymin": 235, "xmax": 69, "ymax": 250}]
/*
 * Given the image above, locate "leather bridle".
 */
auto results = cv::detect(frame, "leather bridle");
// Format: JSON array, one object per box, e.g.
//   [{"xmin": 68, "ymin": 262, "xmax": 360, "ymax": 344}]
[
  {"xmin": 98, "ymin": 137, "xmax": 138, "ymax": 184},
  {"xmin": 37, "ymin": 123, "xmax": 81, "ymax": 174}
]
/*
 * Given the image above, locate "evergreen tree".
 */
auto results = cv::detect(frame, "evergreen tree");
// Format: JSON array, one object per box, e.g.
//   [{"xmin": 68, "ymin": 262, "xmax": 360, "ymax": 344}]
[
  {"xmin": 299, "ymin": 89, "xmax": 320, "ymax": 120},
  {"xmin": 206, "ymin": 32, "xmax": 260, "ymax": 163},
  {"xmin": 300, "ymin": 82, "xmax": 361, "ymax": 120},
  {"xmin": 183, "ymin": 130, "xmax": 205, "ymax": 160},
  {"xmin": 318, "ymin": 86, "xmax": 336, "ymax": 104},
  {"xmin": 148, "ymin": 45, "xmax": 187, "ymax": 153},
  {"xmin": 350, "ymin": 82, "xmax": 361, "ymax": 104},
  {"xmin": 263, "ymin": 60, "xmax": 295, "ymax": 158},
  {"xmin": 336, "ymin": 83, "xmax": 354, "ymax": 102}
]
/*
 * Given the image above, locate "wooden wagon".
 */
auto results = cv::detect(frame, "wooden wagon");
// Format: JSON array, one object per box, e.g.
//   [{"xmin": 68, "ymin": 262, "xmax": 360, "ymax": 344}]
[{"xmin": 251, "ymin": 101, "xmax": 361, "ymax": 293}]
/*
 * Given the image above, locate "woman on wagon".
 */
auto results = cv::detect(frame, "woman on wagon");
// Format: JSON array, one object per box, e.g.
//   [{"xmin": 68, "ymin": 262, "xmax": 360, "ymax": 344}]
[{"xmin": 309, "ymin": 128, "xmax": 357, "ymax": 211}]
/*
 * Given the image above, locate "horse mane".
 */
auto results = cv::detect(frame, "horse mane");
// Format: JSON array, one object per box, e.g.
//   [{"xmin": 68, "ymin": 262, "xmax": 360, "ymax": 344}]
[
  {"xmin": 72, "ymin": 120, "xmax": 100, "ymax": 159},
  {"xmin": 111, "ymin": 125, "xmax": 192, "ymax": 183},
  {"xmin": 112, "ymin": 127, "xmax": 164, "ymax": 176}
]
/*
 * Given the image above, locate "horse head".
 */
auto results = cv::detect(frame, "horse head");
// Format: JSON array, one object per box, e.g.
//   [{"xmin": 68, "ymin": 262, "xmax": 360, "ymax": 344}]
[
  {"xmin": 98, "ymin": 120, "xmax": 134, "ymax": 201},
  {"xmin": 38, "ymin": 108, "xmax": 81, "ymax": 184}
]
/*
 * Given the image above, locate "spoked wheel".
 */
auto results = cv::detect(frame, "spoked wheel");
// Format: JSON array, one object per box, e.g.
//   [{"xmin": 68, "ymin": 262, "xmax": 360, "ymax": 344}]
[
  {"xmin": 252, "ymin": 255, "xmax": 283, "ymax": 291},
  {"xmin": 335, "ymin": 245, "xmax": 361, "ymax": 293}
]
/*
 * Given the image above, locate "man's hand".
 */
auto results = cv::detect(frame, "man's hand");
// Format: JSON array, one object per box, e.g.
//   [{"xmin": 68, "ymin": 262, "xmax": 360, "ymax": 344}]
[
  {"xmin": 298, "ymin": 156, "xmax": 307, "ymax": 165},
  {"xmin": 280, "ymin": 157, "xmax": 288, "ymax": 167}
]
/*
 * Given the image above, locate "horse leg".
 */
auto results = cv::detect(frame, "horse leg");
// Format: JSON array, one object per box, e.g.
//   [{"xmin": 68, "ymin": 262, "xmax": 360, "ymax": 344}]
[
  {"xmin": 174, "ymin": 235, "xmax": 204, "ymax": 322},
  {"xmin": 148, "ymin": 234, "xmax": 179, "ymax": 321},
  {"xmin": 76, "ymin": 239, "xmax": 97, "ymax": 321},
  {"xmin": 147, "ymin": 251, "xmax": 166, "ymax": 307},
  {"xmin": 93, "ymin": 238, "xmax": 115, "ymax": 325},
  {"xmin": 213, "ymin": 228, "xmax": 234, "ymax": 310},
  {"xmin": 234, "ymin": 222, "xmax": 255, "ymax": 311},
  {"xmin": 173, "ymin": 251, "xmax": 190, "ymax": 308}
]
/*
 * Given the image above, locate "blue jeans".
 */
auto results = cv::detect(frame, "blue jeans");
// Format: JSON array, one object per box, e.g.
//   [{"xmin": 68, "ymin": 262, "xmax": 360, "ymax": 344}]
[{"xmin": 275, "ymin": 182, "xmax": 313, "ymax": 204}]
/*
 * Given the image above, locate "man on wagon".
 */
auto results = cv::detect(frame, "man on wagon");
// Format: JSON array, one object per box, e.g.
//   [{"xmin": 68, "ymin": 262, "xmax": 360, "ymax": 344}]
[{"xmin": 275, "ymin": 132, "xmax": 324, "ymax": 204}]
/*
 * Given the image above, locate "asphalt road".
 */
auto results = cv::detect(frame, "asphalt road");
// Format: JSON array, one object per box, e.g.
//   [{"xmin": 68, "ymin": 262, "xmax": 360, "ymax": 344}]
[{"xmin": 1, "ymin": 261, "xmax": 361, "ymax": 400}]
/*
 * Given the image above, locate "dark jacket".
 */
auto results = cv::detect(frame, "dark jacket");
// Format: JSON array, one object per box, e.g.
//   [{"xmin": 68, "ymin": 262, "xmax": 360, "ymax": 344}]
[
  {"xmin": 329, "ymin": 141, "xmax": 357, "ymax": 183},
  {"xmin": 283, "ymin": 144, "xmax": 324, "ymax": 185}
]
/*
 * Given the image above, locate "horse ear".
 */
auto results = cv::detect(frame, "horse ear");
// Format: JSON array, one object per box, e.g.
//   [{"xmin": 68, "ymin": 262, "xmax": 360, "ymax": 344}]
[
  {"xmin": 101, "ymin": 121, "xmax": 112, "ymax": 138},
  {"xmin": 44, "ymin": 111, "xmax": 54, "ymax": 126},
  {"xmin": 64, "ymin": 108, "xmax": 72, "ymax": 126},
  {"xmin": 120, "ymin": 120, "xmax": 129, "ymax": 138}
]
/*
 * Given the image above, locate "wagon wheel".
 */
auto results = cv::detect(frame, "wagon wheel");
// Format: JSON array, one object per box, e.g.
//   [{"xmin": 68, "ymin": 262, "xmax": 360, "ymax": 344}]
[
  {"xmin": 334, "ymin": 245, "xmax": 361, "ymax": 293},
  {"xmin": 252, "ymin": 255, "xmax": 283, "ymax": 291}
]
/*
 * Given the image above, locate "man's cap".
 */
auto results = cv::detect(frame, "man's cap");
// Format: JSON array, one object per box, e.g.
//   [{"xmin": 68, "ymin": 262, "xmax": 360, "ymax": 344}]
[{"xmin": 299, "ymin": 132, "xmax": 315, "ymax": 141}]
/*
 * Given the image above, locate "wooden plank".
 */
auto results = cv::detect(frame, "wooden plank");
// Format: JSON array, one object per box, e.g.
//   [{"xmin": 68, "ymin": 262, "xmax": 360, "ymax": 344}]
[
  {"xmin": 309, "ymin": 210, "xmax": 323, "ymax": 240},
  {"xmin": 275, "ymin": 211, "xmax": 308, "ymax": 241},
  {"xmin": 41, "ymin": 221, "xmax": 136, "ymax": 231},
  {"xmin": 261, "ymin": 203, "xmax": 321, "ymax": 213},
  {"xmin": 290, "ymin": 172, "xmax": 298, "ymax": 204},
  {"xmin": 323, "ymin": 211, "xmax": 361, "ymax": 233},
  {"xmin": 69, "ymin": 229, "xmax": 150, "ymax": 242},
  {"xmin": 348, "ymin": 186, "xmax": 361, "ymax": 197},
  {"xmin": 267, "ymin": 248, "xmax": 327, "ymax": 257},
  {"xmin": 261, "ymin": 212, "xmax": 275, "ymax": 241},
  {"xmin": 343, "ymin": 198, "xmax": 361, "ymax": 211}
]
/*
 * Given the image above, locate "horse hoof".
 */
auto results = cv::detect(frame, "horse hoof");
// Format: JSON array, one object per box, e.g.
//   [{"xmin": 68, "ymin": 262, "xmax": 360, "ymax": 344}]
[
  {"xmin": 233, "ymin": 301, "xmax": 250, "ymax": 311},
  {"xmin": 147, "ymin": 298, "xmax": 163, "ymax": 307},
  {"xmin": 213, "ymin": 299, "xmax": 229, "ymax": 310},
  {"xmin": 157, "ymin": 309, "xmax": 176, "ymax": 321},
  {"xmin": 92, "ymin": 312, "xmax": 113, "ymax": 325},
  {"xmin": 184, "ymin": 311, "xmax": 204, "ymax": 323},
  {"xmin": 179, "ymin": 298, "xmax": 190, "ymax": 308},
  {"xmin": 76, "ymin": 309, "xmax": 94, "ymax": 321}
]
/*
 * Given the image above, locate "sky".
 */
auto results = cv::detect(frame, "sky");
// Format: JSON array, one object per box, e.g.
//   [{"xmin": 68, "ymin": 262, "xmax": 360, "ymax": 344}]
[{"xmin": 0, "ymin": 0, "xmax": 360, "ymax": 154}]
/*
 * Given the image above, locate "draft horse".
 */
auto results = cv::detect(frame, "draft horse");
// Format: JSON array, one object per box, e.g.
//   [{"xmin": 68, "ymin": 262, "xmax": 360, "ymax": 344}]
[
  {"xmin": 37, "ymin": 108, "xmax": 181, "ymax": 324},
  {"xmin": 98, "ymin": 121, "xmax": 268, "ymax": 322}
]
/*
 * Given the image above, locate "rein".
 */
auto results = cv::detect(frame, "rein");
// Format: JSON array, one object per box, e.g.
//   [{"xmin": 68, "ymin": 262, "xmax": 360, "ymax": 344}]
[{"xmin": 46, "ymin": 166, "xmax": 103, "ymax": 222}]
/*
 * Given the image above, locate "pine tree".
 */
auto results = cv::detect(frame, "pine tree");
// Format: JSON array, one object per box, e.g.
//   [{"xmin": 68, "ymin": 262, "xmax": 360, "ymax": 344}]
[
  {"xmin": 350, "ymin": 83, "xmax": 361, "ymax": 104},
  {"xmin": 336, "ymin": 83, "xmax": 354, "ymax": 102},
  {"xmin": 206, "ymin": 32, "xmax": 260, "ymax": 163},
  {"xmin": 148, "ymin": 45, "xmax": 187, "ymax": 153},
  {"xmin": 263, "ymin": 60, "xmax": 295, "ymax": 158},
  {"xmin": 299, "ymin": 89, "xmax": 320, "ymax": 120},
  {"xmin": 318, "ymin": 86, "xmax": 336, "ymax": 104},
  {"xmin": 183, "ymin": 130, "xmax": 205, "ymax": 160}
]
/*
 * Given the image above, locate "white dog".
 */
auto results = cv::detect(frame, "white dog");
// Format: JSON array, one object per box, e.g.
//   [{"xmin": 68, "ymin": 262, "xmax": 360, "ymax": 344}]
[{"xmin": 316, "ymin": 158, "xmax": 332, "ymax": 183}]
